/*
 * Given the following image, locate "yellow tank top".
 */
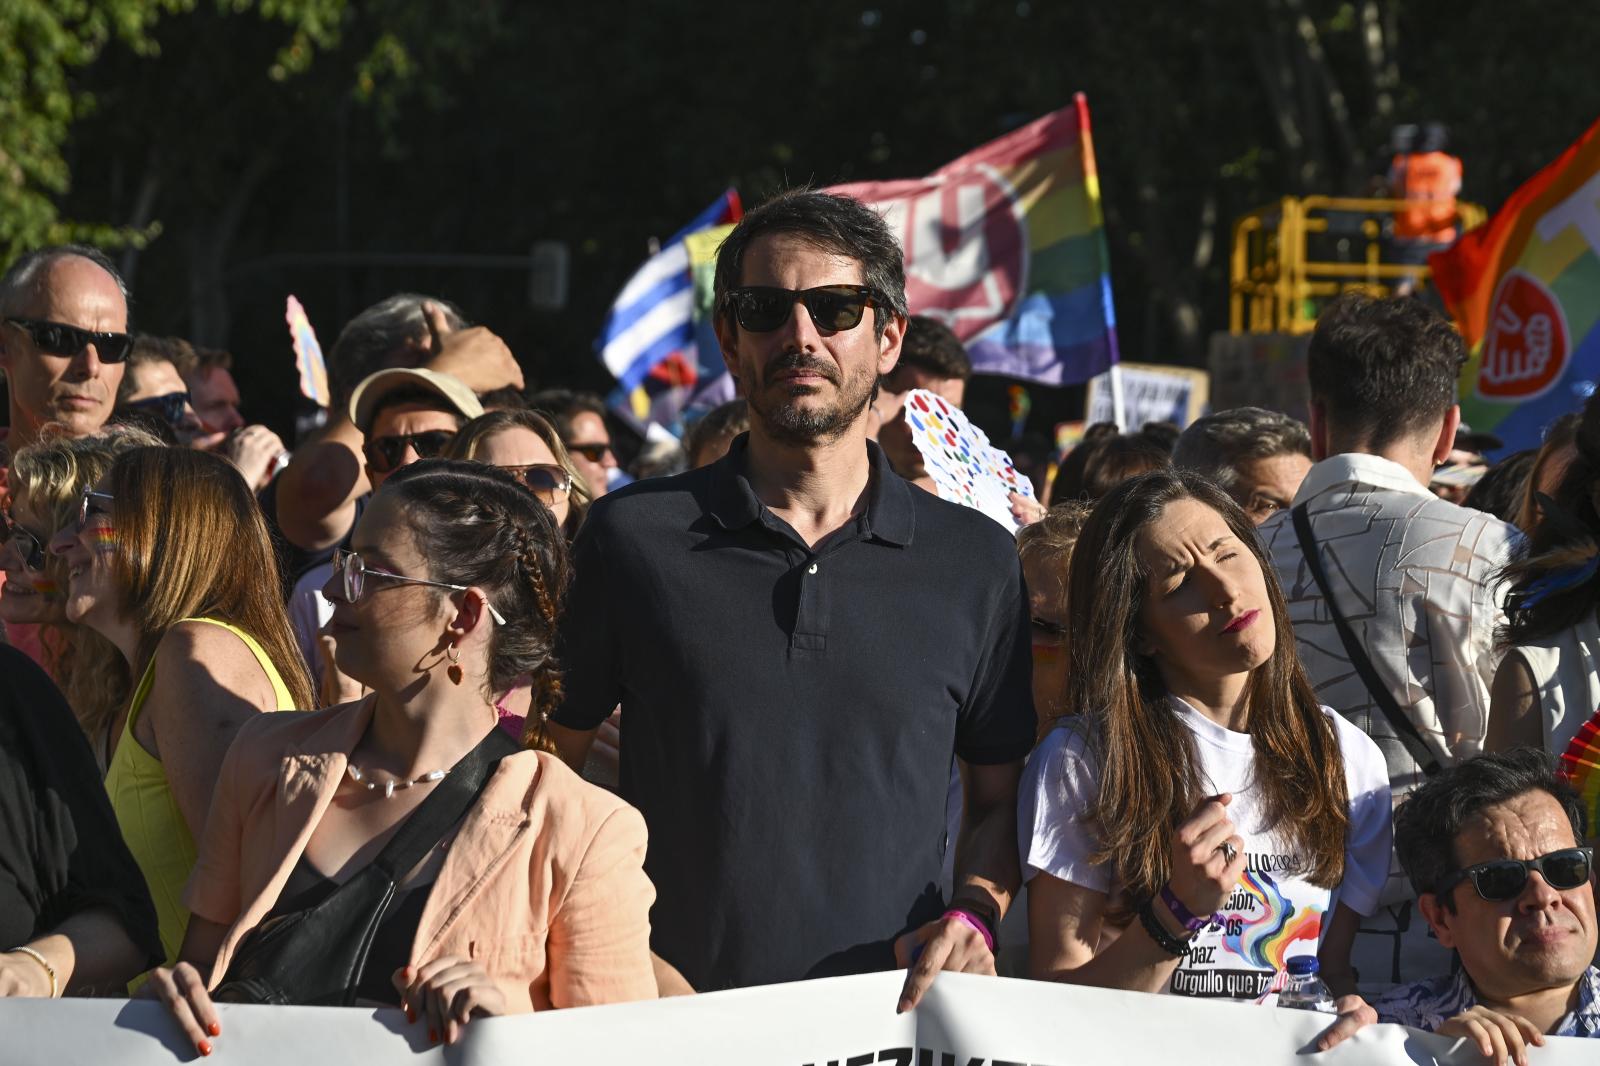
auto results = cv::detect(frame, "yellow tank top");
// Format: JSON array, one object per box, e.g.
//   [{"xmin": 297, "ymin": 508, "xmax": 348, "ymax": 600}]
[{"xmin": 106, "ymin": 617, "xmax": 295, "ymax": 970}]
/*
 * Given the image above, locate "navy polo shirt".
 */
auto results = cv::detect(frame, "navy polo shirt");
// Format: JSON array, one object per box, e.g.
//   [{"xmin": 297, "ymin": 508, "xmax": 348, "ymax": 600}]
[{"xmin": 553, "ymin": 433, "xmax": 1035, "ymax": 992}]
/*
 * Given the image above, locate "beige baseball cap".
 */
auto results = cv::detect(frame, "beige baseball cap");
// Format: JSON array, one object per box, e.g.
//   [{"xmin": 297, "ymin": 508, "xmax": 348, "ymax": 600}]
[{"xmin": 349, "ymin": 367, "xmax": 484, "ymax": 432}]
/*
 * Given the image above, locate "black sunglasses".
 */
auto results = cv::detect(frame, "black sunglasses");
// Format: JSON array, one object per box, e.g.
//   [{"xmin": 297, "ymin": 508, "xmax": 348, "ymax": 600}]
[
  {"xmin": 125, "ymin": 391, "xmax": 192, "ymax": 426},
  {"xmin": 721, "ymin": 285, "xmax": 884, "ymax": 333},
  {"xmin": 1435, "ymin": 846, "xmax": 1594, "ymax": 903},
  {"xmin": 1, "ymin": 512, "xmax": 46, "ymax": 572},
  {"xmin": 4, "ymin": 317, "xmax": 134, "ymax": 363},
  {"xmin": 362, "ymin": 430, "xmax": 457, "ymax": 473},
  {"xmin": 566, "ymin": 442, "xmax": 612, "ymax": 463}
]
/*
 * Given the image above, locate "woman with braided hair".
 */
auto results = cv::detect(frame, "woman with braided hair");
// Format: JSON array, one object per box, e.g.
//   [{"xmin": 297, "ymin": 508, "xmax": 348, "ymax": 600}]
[{"xmin": 143, "ymin": 459, "xmax": 656, "ymax": 1056}]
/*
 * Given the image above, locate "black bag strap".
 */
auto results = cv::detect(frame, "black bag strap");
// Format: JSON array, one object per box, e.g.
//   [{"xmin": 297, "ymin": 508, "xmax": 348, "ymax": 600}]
[
  {"xmin": 364, "ymin": 725, "xmax": 523, "ymax": 883},
  {"xmin": 1291, "ymin": 503, "xmax": 1442, "ymax": 777}
]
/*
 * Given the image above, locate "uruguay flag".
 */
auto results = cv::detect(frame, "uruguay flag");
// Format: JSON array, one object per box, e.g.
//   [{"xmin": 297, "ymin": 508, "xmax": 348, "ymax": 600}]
[{"xmin": 597, "ymin": 190, "xmax": 742, "ymax": 435}]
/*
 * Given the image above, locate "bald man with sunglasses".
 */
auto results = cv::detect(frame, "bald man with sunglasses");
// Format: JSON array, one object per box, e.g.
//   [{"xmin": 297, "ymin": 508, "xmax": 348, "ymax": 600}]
[
  {"xmin": 1318, "ymin": 749, "xmax": 1599, "ymax": 1057},
  {"xmin": 0, "ymin": 245, "xmax": 132, "ymax": 467},
  {"xmin": 0, "ymin": 245, "xmax": 131, "ymax": 644}
]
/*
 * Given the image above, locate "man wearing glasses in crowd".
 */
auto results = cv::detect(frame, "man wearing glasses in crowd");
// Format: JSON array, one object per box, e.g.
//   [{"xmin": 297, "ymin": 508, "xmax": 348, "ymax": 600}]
[
  {"xmin": 0, "ymin": 245, "xmax": 132, "ymax": 651},
  {"xmin": 0, "ymin": 245, "xmax": 132, "ymax": 498},
  {"xmin": 548, "ymin": 189, "xmax": 1034, "ymax": 1008},
  {"xmin": 1321, "ymin": 749, "xmax": 1599, "ymax": 1055}
]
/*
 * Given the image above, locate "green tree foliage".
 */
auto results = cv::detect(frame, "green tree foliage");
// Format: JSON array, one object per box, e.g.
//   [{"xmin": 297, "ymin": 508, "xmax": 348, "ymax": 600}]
[{"xmin": 8, "ymin": 0, "xmax": 1600, "ymax": 428}]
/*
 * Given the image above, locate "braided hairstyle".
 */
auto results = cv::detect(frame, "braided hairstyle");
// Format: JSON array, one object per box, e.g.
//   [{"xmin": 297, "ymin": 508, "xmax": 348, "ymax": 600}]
[{"xmin": 379, "ymin": 459, "xmax": 571, "ymax": 753}]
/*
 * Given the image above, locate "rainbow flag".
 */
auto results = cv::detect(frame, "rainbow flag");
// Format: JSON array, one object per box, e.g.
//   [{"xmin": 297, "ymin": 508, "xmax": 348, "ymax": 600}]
[
  {"xmin": 1431, "ymin": 116, "xmax": 1600, "ymax": 452},
  {"xmin": 830, "ymin": 93, "xmax": 1118, "ymax": 385}
]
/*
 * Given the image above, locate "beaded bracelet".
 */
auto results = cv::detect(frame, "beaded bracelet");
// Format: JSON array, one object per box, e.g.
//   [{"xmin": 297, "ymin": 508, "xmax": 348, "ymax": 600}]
[
  {"xmin": 1136, "ymin": 899, "xmax": 1192, "ymax": 958},
  {"xmin": 7, "ymin": 946, "xmax": 58, "ymax": 998}
]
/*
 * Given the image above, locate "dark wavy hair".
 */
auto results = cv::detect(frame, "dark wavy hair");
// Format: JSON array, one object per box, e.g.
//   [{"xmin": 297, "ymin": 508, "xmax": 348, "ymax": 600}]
[
  {"xmin": 1394, "ymin": 748, "xmax": 1586, "ymax": 911},
  {"xmin": 1066, "ymin": 469, "xmax": 1350, "ymax": 907},
  {"xmin": 380, "ymin": 459, "xmax": 570, "ymax": 752},
  {"xmin": 1501, "ymin": 395, "xmax": 1600, "ymax": 646},
  {"xmin": 713, "ymin": 187, "xmax": 908, "ymax": 339}
]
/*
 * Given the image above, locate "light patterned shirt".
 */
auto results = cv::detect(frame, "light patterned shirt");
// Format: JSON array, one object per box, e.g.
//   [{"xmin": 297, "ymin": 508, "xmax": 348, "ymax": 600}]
[
  {"xmin": 1373, "ymin": 964, "xmax": 1600, "ymax": 1038},
  {"xmin": 1260, "ymin": 454, "xmax": 1517, "ymax": 896}
]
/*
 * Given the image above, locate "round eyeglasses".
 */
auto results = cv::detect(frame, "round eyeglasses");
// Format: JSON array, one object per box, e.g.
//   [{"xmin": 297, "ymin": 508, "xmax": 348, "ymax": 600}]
[{"xmin": 330, "ymin": 550, "xmax": 507, "ymax": 625}]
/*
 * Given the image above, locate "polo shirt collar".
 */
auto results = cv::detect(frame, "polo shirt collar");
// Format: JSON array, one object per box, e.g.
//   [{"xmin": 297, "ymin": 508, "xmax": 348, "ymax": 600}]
[
  {"xmin": 705, "ymin": 432, "xmax": 915, "ymax": 547},
  {"xmin": 1292, "ymin": 451, "xmax": 1431, "ymax": 507}
]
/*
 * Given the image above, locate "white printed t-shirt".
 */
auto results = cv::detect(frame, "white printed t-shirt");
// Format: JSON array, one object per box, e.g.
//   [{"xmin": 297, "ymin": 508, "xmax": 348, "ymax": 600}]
[{"xmin": 1019, "ymin": 698, "xmax": 1392, "ymax": 1001}]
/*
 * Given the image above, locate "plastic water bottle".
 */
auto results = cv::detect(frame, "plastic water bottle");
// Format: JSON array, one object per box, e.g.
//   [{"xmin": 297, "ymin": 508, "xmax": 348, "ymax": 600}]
[{"xmin": 1277, "ymin": 956, "xmax": 1336, "ymax": 1013}]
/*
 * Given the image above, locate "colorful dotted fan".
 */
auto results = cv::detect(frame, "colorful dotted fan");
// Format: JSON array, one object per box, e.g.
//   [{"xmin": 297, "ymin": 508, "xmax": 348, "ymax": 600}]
[{"xmin": 1557, "ymin": 705, "xmax": 1600, "ymax": 838}]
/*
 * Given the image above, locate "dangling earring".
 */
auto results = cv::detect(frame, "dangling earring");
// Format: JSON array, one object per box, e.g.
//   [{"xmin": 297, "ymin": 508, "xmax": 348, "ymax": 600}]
[{"xmin": 446, "ymin": 642, "xmax": 463, "ymax": 686}]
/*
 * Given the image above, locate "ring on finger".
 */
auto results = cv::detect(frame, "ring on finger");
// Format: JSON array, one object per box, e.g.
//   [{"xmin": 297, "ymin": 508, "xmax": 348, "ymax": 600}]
[{"xmin": 1218, "ymin": 840, "xmax": 1237, "ymax": 863}]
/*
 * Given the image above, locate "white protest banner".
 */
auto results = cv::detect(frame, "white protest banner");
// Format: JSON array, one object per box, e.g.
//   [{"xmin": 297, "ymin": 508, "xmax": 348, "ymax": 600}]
[
  {"xmin": 1086, "ymin": 361, "xmax": 1210, "ymax": 429},
  {"xmin": 2, "ymin": 971, "xmax": 1592, "ymax": 1065}
]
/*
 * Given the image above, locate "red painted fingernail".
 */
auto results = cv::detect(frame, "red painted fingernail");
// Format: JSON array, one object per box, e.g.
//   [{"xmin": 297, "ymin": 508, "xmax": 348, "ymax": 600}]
[
  {"xmin": 429, "ymin": 1029, "xmax": 438, "ymax": 1044},
  {"xmin": 206, "ymin": 1022, "xmax": 221, "ymax": 1037},
  {"xmin": 197, "ymin": 1039, "xmax": 213, "ymax": 1057},
  {"xmin": 405, "ymin": 1007, "xmax": 415, "ymax": 1024}
]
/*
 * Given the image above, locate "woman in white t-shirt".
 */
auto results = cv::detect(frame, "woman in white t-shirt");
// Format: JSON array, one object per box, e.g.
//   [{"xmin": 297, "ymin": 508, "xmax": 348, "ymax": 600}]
[{"xmin": 1020, "ymin": 469, "xmax": 1392, "ymax": 1002}]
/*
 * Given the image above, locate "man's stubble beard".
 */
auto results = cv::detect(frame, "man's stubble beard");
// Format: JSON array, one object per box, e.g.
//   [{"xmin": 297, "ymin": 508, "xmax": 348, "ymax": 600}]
[{"xmin": 745, "ymin": 353, "xmax": 876, "ymax": 447}]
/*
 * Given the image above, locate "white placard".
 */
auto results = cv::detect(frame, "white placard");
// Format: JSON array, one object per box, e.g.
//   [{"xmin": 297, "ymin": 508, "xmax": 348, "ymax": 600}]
[
  {"xmin": 1087, "ymin": 362, "xmax": 1211, "ymax": 429},
  {"xmin": 3, "ymin": 970, "xmax": 1593, "ymax": 1064}
]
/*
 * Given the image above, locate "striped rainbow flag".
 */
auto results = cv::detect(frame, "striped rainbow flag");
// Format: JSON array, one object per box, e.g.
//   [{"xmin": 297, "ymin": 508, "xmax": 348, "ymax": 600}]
[
  {"xmin": 1431, "ymin": 115, "xmax": 1600, "ymax": 452},
  {"xmin": 830, "ymin": 93, "xmax": 1119, "ymax": 385}
]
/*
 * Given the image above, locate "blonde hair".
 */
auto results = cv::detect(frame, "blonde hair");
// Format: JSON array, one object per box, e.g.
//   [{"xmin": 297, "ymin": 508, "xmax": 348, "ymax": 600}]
[
  {"xmin": 445, "ymin": 409, "xmax": 592, "ymax": 538},
  {"xmin": 9, "ymin": 426, "xmax": 164, "ymax": 749},
  {"xmin": 106, "ymin": 447, "xmax": 315, "ymax": 711}
]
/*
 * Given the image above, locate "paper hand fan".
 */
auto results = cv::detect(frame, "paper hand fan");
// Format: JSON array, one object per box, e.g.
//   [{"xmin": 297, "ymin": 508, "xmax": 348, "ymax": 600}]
[{"xmin": 902, "ymin": 389, "xmax": 1036, "ymax": 533}]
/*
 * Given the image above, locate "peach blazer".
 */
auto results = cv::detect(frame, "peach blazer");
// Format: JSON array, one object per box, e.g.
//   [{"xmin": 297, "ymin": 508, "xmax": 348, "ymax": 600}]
[{"xmin": 183, "ymin": 698, "xmax": 657, "ymax": 1011}]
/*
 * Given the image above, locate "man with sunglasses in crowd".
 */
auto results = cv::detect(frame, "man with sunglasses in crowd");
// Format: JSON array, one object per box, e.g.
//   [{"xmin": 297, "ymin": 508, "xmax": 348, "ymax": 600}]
[
  {"xmin": 548, "ymin": 188, "xmax": 1034, "ymax": 1007},
  {"xmin": 286, "ymin": 366, "xmax": 482, "ymax": 699},
  {"xmin": 0, "ymin": 245, "xmax": 132, "ymax": 503},
  {"xmin": 1320, "ymin": 749, "xmax": 1598, "ymax": 1055},
  {"xmin": 0, "ymin": 245, "xmax": 132, "ymax": 650},
  {"xmin": 530, "ymin": 388, "xmax": 621, "ymax": 497}
]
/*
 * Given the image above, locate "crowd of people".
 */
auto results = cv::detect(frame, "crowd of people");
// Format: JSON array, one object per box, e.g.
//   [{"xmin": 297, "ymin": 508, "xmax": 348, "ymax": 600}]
[{"xmin": 0, "ymin": 188, "xmax": 1596, "ymax": 1060}]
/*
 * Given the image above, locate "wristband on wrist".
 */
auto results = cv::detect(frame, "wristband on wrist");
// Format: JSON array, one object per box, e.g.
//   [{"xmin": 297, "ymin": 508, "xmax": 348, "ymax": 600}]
[
  {"xmin": 1136, "ymin": 899, "xmax": 1191, "ymax": 958},
  {"xmin": 1159, "ymin": 884, "xmax": 1215, "ymax": 934},
  {"xmin": 941, "ymin": 908, "xmax": 996, "ymax": 952},
  {"xmin": 7, "ymin": 945, "xmax": 58, "ymax": 998}
]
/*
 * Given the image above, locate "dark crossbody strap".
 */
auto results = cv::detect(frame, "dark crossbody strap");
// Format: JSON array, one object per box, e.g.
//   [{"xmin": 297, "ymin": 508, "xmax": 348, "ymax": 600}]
[
  {"xmin": 364, "ymin": 725, "xmax": 524, "ymax": 883},
  {"xmin": 1291, "ymin": 503, "xmax": 1441, "ymax": 777}
]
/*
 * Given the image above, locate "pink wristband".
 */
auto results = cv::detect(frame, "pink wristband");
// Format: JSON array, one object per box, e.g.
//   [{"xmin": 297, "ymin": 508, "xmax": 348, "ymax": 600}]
[{"xmin": 942, "ymin": 908, "xmax": 995, "ymax": 952}]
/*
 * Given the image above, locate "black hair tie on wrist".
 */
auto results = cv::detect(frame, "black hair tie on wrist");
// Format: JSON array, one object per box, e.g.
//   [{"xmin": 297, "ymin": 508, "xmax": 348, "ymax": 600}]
[{"xmin": 1137, "ymin": 898, "xmax": 1192, "ymax": 958}]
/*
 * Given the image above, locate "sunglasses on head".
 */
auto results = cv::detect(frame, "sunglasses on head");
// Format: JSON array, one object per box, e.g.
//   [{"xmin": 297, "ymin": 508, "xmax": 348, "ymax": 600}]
[
  {"xmin": 362, "ymin": 430, "xmax": 457, "ymax": 473},
  {"xmin": 499, "ymin": 463, "xmax": 573, "ymax": 504},
  {"xmin": 125, "ymin": 390, "xmax": 192, "ymax": 426},
  {"xmin": 4, "ymin": 317, "xmax": 134, "ymax": 363},
  {"xmin": 1435, "ymin": 846, "xmax": 1594, "ymax": 903},
  {"xmin": 721, "ymin": 285, "xmax": 885, "ymax": 333},
  {"xmin": 1, "ymin": 512, "xmax": 46, "ymax": 572}
]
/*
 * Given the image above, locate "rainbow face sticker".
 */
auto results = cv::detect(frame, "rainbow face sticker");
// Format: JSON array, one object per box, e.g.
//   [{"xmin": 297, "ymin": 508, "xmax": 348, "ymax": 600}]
[
  {"xmin": 29, "ymin": 577, "xmax": 60, "ymax": 596},
  {"xmin": 87, "ymin": 524, "xmax": 118, "ymax": 553}
]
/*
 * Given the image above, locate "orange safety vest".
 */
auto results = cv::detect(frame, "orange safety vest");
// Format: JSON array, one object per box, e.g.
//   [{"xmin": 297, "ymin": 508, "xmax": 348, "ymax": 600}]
[{"xmin": 1390, "ymin": 151, "xmax": 1463, "ymax": 242}]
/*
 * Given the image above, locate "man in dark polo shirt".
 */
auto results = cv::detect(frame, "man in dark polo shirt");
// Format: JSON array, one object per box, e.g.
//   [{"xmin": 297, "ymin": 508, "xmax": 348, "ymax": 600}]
[{"xmin": 549, "ymin": 189, "xmax": 1034, "ymax": 1004}]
